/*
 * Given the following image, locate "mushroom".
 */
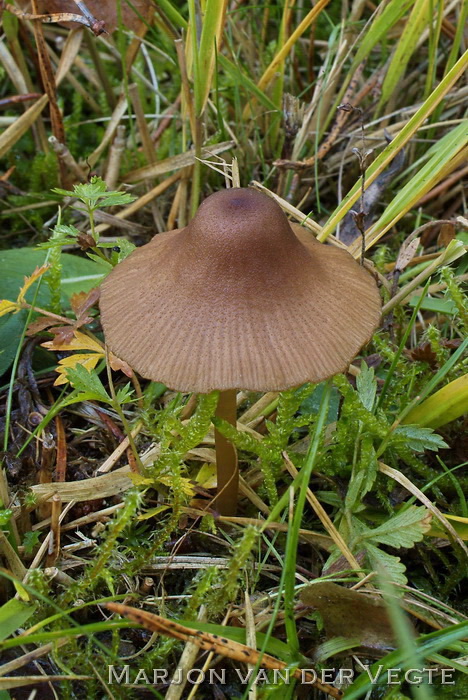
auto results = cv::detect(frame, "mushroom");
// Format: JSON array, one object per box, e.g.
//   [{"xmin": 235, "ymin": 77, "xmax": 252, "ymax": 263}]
[{"xmin": 100, "ymin": 188, "xmax": 381, "ymax": 515}]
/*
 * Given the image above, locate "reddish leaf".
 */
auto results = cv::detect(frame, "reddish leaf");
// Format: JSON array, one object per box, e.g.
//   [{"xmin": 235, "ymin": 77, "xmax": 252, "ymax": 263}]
[
  {"xmin": 406, "ymin": 339, "xmax": 461, "ymax": 367},
  {"xmin": 26, "ymin": 316, "xmax": 59, "ymax": 335},
  {"xmin": 70, "ymin": 286, "xmax": 100, "ymax": 320},
  {"xmin": 109, "ymin": 351, "xmax": 134, "ymax": 378},
  {"xmin": 76, "ymin": 233, "xmax": 96, "ymax": 250},
  {"xmin": 49, "ymin": 325, "xmax": 78, "ymax": 346}
]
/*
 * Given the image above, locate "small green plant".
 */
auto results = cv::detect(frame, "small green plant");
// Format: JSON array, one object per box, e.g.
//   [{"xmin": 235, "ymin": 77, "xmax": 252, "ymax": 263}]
[{"xmin": 44, "ymin": 176, "xmax": 137, "ymax": 268}]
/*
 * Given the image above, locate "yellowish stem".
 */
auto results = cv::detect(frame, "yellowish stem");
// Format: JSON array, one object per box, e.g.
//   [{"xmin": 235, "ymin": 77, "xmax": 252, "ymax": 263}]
[{"xmin": 214, "ymin": 389, "xmax": 238, "ymax": 515}]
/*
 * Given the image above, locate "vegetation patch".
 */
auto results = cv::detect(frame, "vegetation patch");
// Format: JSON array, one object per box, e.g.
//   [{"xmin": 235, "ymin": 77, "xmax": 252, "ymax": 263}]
[{"xmin": 0, "ymin": 1, "xmax": 467, "ymax": 699}]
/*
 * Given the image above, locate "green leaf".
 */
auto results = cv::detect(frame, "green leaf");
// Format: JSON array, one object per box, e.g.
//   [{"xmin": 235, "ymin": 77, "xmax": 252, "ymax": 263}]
[
  {"xmin": 356, "ymin": 362, "xmax": 377, "ymax": 412},
  {"xmin": 51, "ymin": 187, "xmax": 76, "ymax": 197},
  {"xmin": 195, "ymin": 0, "xmax": 227, "ymax": 115},
  {"xmin": 349, "ymin": 0, "xmax": 415, "ymax": 73},
  {"xmin": 99, "ymin": 238, "xmax": 136, "ymax": 263},
  {"xmin": 116, "ymin": 383, "xmax": 135, "ymax": 404},
  {"xmin": 65, "ymin": 365, "xmax": 110, "ymax": 404},
  {"xmin": 409, "ymin": 295, "xmax": 457, "ymax": 315},
  {"xmin": 53, "ymin": 177, "xmax": 136, "ymax": 210},
  {"xmin": 314, "ymin": 636, "xmax": 362, "ymax": 662},
  {"xmin": 0, "ymin": 509, "xmax": 12, "ymax": 526},
  {"xmin": 36, "ymin": 223, "xmax": 81, "ymax": 249},
  {"xmin": 0, "ymin": 249, "xmax": 104, "ymax": 304},
  {"xmin": 345, "ymin": 438, "xmax": 378, "ymax": 511},
  {"xmin": 363, "ymin": 123, "xmax": 468, "ymax": 251},
  {"xmin": 22, "ymin": 530, "xmax": 41, "ymax": 555},
  {"xmin": 358, "ymin": 506, "xmax": 431, "ymax": 549},
  {"xmin": 68, "ymin": 177, "xmax": 107, "ymax": 202},
  {"xmin": 0, "ymin": 620, "xmax": 136, "ymax": 650},
  {"xmin": 217, "ymin": 54, "xmax": 279, "ymax": 113},
  {"xmin": 98, "ymin": 193, "xmax": 136, "ymax": 208},
  {"xmin": 320, "ymin": 58, "xmax": 468, "ymax": 248},
  {"xmin": 364, "ymin": 544, "xmax": 409, "ymax": 586},
  {"xmin": 0, "ymin": 249, "xmax": 104, "ymax": 376},
  {"xmin": 0, "ymin": 599, "xmax": 36, "ymax": 641},
  {"xmin": 85, "ymin": 253, "xmax": 113, "ymax": 270},
  {"xmin": 393, "ymin": 425, "xmax": 449, "ymax": 452},
  {"xmin": 298, "ymin": 382, "xmax": 340, "ymax": 423}
]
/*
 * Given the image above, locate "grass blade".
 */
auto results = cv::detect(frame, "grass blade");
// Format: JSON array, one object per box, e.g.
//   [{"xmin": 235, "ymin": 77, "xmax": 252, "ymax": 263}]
[
  {"xmin": 319, "ymin": 49, "xmax": 468, "ymax": 245},
  {"xmin": 196, "ymin": 0, "xmax": 228, "ymax": 115},
  {"xmin": 378, "ymin": 0, "xmax": 431, "ymax": 111}
]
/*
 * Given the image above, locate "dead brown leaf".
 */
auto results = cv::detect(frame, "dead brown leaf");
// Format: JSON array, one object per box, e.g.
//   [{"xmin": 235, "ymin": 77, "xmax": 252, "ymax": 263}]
[
  {"xmin": 437, "ymin": 222, "xmax": 456, "ymax": 248},
  {"xmin": 406, "ymin": 338, "xmax": 461, "ymax": 367},
  {"xmin": 300, "ymin": 582, "xmax": 404, "ymax": 655},
  {"xmin": 13, "ymin": 0, "xmax": 153, "ymax": 33}
]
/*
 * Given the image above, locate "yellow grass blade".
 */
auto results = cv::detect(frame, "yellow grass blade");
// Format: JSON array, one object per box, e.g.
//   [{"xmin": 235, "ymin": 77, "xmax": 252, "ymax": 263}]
[
  {"xmin": 257, "ymin": 0, "xmax": 331, "ymax": 92},
  {"xmin": 196, "ymin": 0, "xmax": 228, "ymax": 115},
  {"xmin": 349, "ymin": 122, "xmax": 468, "ymax": 256},
  {"xmin": 402, "ymin": 375, "xmax": 468, "ymax": 429},
  {"xmin": 318, "ymin": 49, "xmax": 468, "ymax": 244}
]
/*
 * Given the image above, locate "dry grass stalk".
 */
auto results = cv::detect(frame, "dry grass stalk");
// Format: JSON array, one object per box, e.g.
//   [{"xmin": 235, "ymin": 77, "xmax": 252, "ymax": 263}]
[
  {"xmin": 104, "ymin": 122, "xmax": 127, "ymax": 189},
  {"xmin": 106, "ymin": 603, "xmax": 344, "ymax": 699},
  {"xmin": 0, "ymin": 531, "xmax": 27, "ymax": 580},
  {"xmin": 185, "ymin": 608, "xmax": 233, "ymax": 700},
  {"xmin": 238, "ymin": 392, "xmax": 279, "ymax": 425},
  {"xmin": 24, "ymin": 501, "xmax": 75, "ymax": 580},
  {"xmin": 128, "ymin": 82, "xmax": 157, "ymax": 165},
  {"xmin": 86, "ymin": 94, "xmax": 128, "ymax": 168},
  {"xmin": 49, "ymin": 135, "xmax": 86, "ymax": 182},
  {"xmin": 219, "ymin": 516, "xmax": 332, "ymax": 550},
  {"xmin": 0, "ymin": 675, "xmax": 91, "ymax": 691},
  {"xmin": 244, "ymin": 588, "xmax": 258, "ymax": 700},
  {"xmin": 30, "ymin": 466, "xmax": 132, "ymax": 502},
  {"xmin": 142, "ymin": 556, "xmax": 229, "ymax": 573},
  {"xmin": 14, "ymin": 0, "xmax": 153, "ymax": 34},
  {"xmin": 0, "ymin": 640, "xmax": 69, "ymax": 677},
  {"xmin": 0, "ymin": 22, "xmax": 85, "ymax": 158},
  {"xmin": 95, "ymin": 422, "xmax": 142, "ymax": 475},
  {"xmin": 124, "ymin": 140, "xmax": 235, "ymax": 184},
  {"xmin": 45, "ymin": 493, "xmax": 62, "ymax": 566},
  {"xmin": 238, "ymin": 477, "xmax": 271, "ymax": 515},
  {"xmin": 378, "ymin": 462, "xmax": 468, "ymax": 556},
  {"xmin": 166, "ymin": 606, "xmax": 207, "ymax": 700}
]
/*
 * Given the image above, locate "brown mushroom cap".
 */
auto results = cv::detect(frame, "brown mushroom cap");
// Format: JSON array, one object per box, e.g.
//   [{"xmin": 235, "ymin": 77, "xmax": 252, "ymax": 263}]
[{"xmin": 100, "ymin": 188, "xmax": 381, "ymax": 392}]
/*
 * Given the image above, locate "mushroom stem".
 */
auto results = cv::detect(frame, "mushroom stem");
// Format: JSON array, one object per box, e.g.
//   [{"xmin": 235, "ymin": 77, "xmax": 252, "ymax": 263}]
[{"xmin": 214, "ymin": 389, "xmax": 238, "ymax": 516}]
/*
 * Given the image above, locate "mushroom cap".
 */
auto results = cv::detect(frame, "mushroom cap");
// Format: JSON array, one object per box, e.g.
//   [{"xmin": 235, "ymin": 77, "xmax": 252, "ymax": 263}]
[{"xmin": 100, "ymin": 188, "xmax": 381, "ymax": 392}]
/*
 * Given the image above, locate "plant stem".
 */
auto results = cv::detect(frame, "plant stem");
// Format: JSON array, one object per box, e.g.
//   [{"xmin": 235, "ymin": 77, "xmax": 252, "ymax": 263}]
[
  {"xmin": 214, "ymin": 389, "xmax": 238, "ymax": 516},
  {"xmin": 282, "ymin": 380, "xmax": 331, "ymax": 659}
]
